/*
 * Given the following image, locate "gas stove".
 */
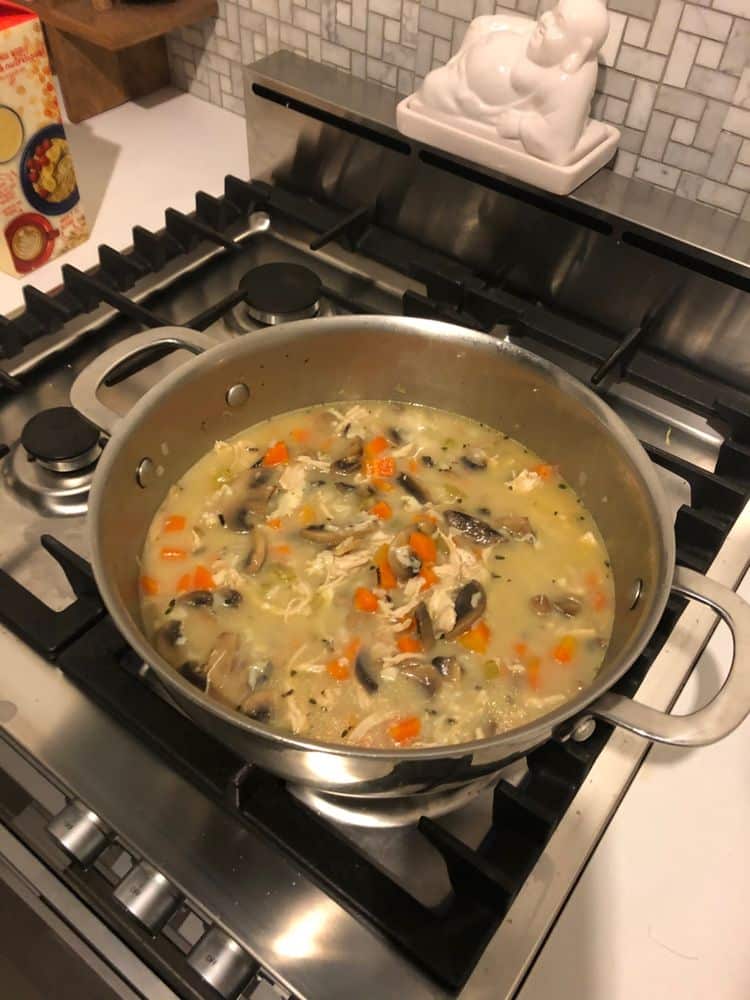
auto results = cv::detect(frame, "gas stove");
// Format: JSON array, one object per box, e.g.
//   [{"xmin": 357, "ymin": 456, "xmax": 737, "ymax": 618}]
[{"xmin": 0, "ymin": 53, "xmax": 749, "ymax": 1000}]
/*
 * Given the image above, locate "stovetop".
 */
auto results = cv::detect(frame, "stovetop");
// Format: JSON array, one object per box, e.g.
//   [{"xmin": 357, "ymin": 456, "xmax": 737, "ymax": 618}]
[{"xmin": 1, "ymin": 175, "xmax": 750, "ymax": 1000}]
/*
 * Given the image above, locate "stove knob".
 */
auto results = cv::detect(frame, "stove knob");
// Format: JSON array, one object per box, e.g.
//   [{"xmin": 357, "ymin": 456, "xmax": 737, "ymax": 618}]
[
  {"xmin": 187, "ymin": 926, "xmax": 257, "ymax": 998},
  {"xmin": 114, "ymin": 861, "xmax": 180, "ymax": 932},
  {"xmin": 46, "ymin": 800, "xmax": 108, "ymax": 864}
]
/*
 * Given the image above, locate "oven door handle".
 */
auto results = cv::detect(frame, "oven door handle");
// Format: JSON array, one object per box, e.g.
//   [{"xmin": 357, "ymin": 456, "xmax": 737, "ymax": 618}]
[
  {"xmin": 70, "ymin": 327, "xmax": 214, "ymax": 437},
  {"xmin": 590, "ymin": 565, "xmax": 750, "ymax": 746}
]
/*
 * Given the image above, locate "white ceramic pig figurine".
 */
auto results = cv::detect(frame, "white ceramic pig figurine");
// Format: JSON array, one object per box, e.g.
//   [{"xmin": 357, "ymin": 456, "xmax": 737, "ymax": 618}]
[{"xmin": 396, "ymin": 0, "xmax": 620, "ymax": 195}]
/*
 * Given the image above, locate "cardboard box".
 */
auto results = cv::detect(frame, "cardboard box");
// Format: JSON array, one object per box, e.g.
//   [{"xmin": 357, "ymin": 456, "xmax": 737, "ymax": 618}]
[{"xmin": 0, "ymin": 2, "xmax": 88, "ymax": 277}]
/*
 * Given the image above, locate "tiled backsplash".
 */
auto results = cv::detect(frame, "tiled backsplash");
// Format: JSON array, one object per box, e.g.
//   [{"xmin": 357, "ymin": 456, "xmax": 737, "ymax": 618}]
[{"xmin": 167, "ymin": 0, "xmax": 750, "ymax": 218}]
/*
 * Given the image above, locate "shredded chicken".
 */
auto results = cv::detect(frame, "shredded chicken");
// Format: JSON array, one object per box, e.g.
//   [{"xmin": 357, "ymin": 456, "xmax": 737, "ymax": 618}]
[{"xmin": 507, "ymin": 468, "xmax": 541, "ymax": 493}]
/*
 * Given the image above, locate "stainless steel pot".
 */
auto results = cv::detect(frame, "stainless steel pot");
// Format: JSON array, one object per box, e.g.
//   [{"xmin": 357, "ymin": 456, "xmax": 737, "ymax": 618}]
[{"xmin": 71, "ymin": 318, "xmax": 750, "ymax": 807}]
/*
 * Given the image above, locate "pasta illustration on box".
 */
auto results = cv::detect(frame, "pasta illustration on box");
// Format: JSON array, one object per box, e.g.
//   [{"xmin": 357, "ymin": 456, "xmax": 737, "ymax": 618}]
[
  {"xmin": 396, "ymin": 0, "xmax": 620, "ymax": 196},
  {"xmin": 0, "ymin": 1, "xmax": 88, "ymax": 276}
]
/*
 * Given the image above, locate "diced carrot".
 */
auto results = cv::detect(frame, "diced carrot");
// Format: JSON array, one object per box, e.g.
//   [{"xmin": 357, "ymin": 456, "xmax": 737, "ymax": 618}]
[
  {"xmin": 299, "ymin": 504, "xmax": 316, "ymax": 525},
  {"xmin": 533, "ymin": 463, "xmax": 555, "ymax": 481},
  {"xmin": 459, "ymin": 620, "xmax": 491, "ymax": 654},
  {"xmin": 372, "ymin": 478, "xmax": 394, "ymax": 492},
  {"xmin": 419, "ymin": 565, "xmax": 439, "ymax": 590},
  {"xmin": 389, "ymin": 716, "xmax": 421, "ymax": 746},
  {"xmin": 291, "ymin": 427, "xmax": 310, "ymax": 443},
  {"xmin": 364, "ymin": 436, "xmax": 389, "ymax": 458},
  {"xmin": 193, "ymin": 565, "xmax": 215, "ymax": 590},
  {"xmin": 354, "ymin": 587, "xmax": 379, "ymax": 613},
  {"xmin": 397, "ymin": 635, "xmax": 422, "ymax": 653},
  {"xmin": 553, "ymin": 635, "xmax": 577, "ymax": 663},
  {"xmin": 364, "ymin": 457, "xmax": 396, "ymax": 478},
  {"xmin": 409, "ymin": 531, "xmax": 437, "ymax": 565},
  {"xmin": 592, "ymin": 590, "xmax": 608, "ymax": 611},
  {"xmin": 176, "ymin": 572, "xmax": 192, "ymax": 593},
  {"xmin": 412, "ymin": 512, "xmax": 437, "ymax": 525},
  {"xmin": 140, "ymin": 575, "xmax": 159, "ymax": 596},
  {"xmin": 371, "ymin": 500, "xmax": 392, "ymax": 520},
  {"xmin": 513, "ymin": 641, "xmax": 528, "ymax": 658},
  {"xmin": 375, "ymin": 545, "xmax": 397, "ymax": 590},
  {"xmin": 163, "ymin": 515, "xmax": 186, "ymax": 533},
  {"xmin": 271, "ymin": 544, "xmax": 292, "ymax": 558},
  {"xmin": 263, "ymin": 441, "xmax": 289, "ymax": 466},
  {"xmin": 327, "ymin": 659, "xmax": 351, "ymax": 681},
  {"xmin": 526, "ymin": 656, "xmax": 542, "ymax": 690},
  {"xmin": 266, "ymin": 517, "xmax": 282, "ymax": 530},
  {"xmin": 408, "ymin": 458, "xmax": 418, "ymax": 473},
  {"xmin": 160, "ymin": 547, "xmax": 187, "ymax": 561}
]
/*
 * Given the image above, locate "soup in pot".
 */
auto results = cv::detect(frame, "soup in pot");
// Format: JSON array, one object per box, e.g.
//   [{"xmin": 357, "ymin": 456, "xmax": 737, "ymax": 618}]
[{"xmin": 139, "ymin": 402, "xmax": 614, "ymax": 748}]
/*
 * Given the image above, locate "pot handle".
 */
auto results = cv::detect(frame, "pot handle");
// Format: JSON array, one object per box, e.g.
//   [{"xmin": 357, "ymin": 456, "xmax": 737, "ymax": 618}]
[
  {"xmin": 70, "ymin": 327, "xmax": 214, "ymax": 436},
  {"xmin": 590, "ymin": 565, "xmax": 750, "ymax": 747}
]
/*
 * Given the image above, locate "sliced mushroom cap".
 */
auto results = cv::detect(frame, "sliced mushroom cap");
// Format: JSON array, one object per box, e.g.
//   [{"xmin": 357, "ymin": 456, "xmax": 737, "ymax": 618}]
[
  {"xmin": 221, "ymin": 470, "xmax": 278, "ymax": 531},
  {"xmin": 444, "ymin": 509, "xmax": 502, "ymax": 546},
  {"xmin": 553, "ymin": 595, "xmax": 582, "ymax": 617},
  {"xmin": 245, "ymin": 526, "xmax": 268, "ymax": 574},
  {"xmin": 155, "ymin": 619, "xmax": 183, "ymax": 664},
  {"xmin": 530, "ymin": 594, "xmax": 552, "ymax": 615},
  {"xmin": 414, "ymin": 601, "xmax": 435, "ymax": 651},
  {"xmin": 301, "ymin": 520, "xmax": 374, "ymax": 547},
  {"xmin": 496, "ymin": 514, "xmax": 535, "ymax": 542},
  {"xmin": 444, "ymin": 580, "xmax": 487, "ymax": 640},
  {"xmin": 355, "ymin": 649, "xmax": 379, "ymax": 694},
  {"xmin": 387, "ymin": 427, "xmax": 404, "ymax": 446},
  {"xmin": 399, "ymin": 658, "xmax": 441, "ymax": 696},
  {"xmin": 432, "ymin": 655, "xmax": 462, "ymax": 683},
  {"xmin": 217, "ymin": 588, "xmax": 243, "ymax": 607},
  {"xmin": 239, "ymin": 691, "xmax": 274, "ymax": 722},
  {"xmin": 178, "ymin": 590, "xmax": 214, "ymax": 608},
  {"xmin": 178, "ymin": 660, "xmax": 209, "ymax": 691},
  {"xmin": 222, "ymin": 500, "xmax": 254, "ymax": 534},
  {"xmin": 461, "ymin": 448, "xmax": 488, "ymax": 470},
  {"xmin": 396, "ymin": 472, "xmax": 431, "ymax": 504},
  {"xmin": 331, "ymin": 436, "xmax": 363, "ymax": 476}
]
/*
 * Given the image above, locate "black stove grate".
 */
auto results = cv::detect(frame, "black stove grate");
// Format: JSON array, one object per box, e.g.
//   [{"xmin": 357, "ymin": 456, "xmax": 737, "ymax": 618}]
[{"xmin": 1, "ymin": 175, "xmax": 749, "ymax": 991}]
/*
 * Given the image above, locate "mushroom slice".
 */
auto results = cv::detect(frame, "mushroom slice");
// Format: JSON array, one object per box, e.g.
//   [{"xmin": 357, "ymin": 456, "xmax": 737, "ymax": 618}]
[
  {"xmin": 496, "ymin": 514, "xmax": 535, "ymax": 542},
  {"xmin": 239, "ymin": 691, "xmax": 274, "ymax": 723},
  {"xmin": 444, "ymin": 509, "xmax": 502, "ymax": 546},
  {"xmin": 461, "ymin": 448, "xmax": 488, "ymax": 470},
  {"xmin": 331, "ymin": 436, "xmax": 363, "ymax": 476},
  {"xmin": 530, "ymin": 594, "xmax": 552, "ymax": 615},
  {"xmin": 301, "ymin": 520, "xmax": 374, "ymax": 547},
  {"xmin": 553, "ymin": 595, "xmax": 582, "ymax": 617},
  {"xmin": 387, "ymin": 427, "xmax": 404, "ymax": 446},
  {"xmin": 355, "ymin": 649, "xmax": 379, "ymax": 694},
  {"xmin": 414, "ymin": 601, "xmax": 435, "ymax": 651},
  {"xmin": 222, "ymin": 500, "xmax": 254, "ymax": 534},
  {"xmin": 432, "ymin": 656, "xmax": 462, "ymax": 683},
  {"xmin": 217, "ymin": 588, "xmax": 243, "ymax": 607},
  {"xmin": 444, "ymin": 581, "xmax": 487, "ymax": 640},
  {"xmin": 245, "ymin": 527, "xmax": 268, "ymax": 574},
  {"xmin": 396, "ymin": 472, "xmax": 431, "ymax": 504},
  {"xmin": 178, "ymin": 660, "xmax": 208, "ymax": 691},
  {"xmin": 178, "ymin": 590, "xmax": 214, "ymax": 608},
  {"xmin": 155, "ymin": 620, "xmax": 183, "ymax": 664},
  {"xmin": 399, "ymin": 658, "xmax": 441, "ymax": 697},
  {"xmin": 222, "ymin": 470, "xmax": 278, "ymax": 531}
]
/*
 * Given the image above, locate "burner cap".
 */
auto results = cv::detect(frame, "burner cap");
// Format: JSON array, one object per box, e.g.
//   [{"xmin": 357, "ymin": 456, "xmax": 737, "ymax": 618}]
[
  {"xmin": 21, "ymin": 407, "xmax": 101, "ymax": 473},
  {"xmin": 240, "ymin": 262, "xmax": 322, "ymax": 325}
]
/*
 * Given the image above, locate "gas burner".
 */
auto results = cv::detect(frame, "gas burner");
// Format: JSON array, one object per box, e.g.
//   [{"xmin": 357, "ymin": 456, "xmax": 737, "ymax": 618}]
[
  {"xmin": 239, "ymin": 262, "xmax": 322, "ymax": 325},
  {"xmin": 2, "ymin": 407, "xmax": 101, "ymax": 516},
  {"xmin": 21, "ymin": 406, "xmax": 102, "ymax": 473}
]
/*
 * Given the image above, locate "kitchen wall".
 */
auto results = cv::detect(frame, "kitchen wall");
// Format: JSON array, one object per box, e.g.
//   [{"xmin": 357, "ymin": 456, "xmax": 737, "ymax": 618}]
[{"xmin": 166, "ymin": 0, "xmax": 750, "ymax": 218}]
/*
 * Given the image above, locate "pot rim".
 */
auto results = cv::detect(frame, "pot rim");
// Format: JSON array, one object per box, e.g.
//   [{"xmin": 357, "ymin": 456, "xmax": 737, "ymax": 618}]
[{"xmin": 88, "ymin": 316, "xmax": 676, "ymax": 761}]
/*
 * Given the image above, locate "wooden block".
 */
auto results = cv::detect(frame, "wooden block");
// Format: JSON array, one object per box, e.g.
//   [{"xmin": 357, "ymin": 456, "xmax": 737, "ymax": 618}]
[{"xmin": 46, "ymin": 27, "xmax": 170, "ymax": 122}]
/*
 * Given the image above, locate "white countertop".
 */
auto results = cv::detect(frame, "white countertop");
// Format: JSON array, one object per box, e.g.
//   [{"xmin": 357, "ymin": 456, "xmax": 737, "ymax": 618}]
[{"xmin": 1, "ymin": 89, "xmax": 748, "ymax": 999}]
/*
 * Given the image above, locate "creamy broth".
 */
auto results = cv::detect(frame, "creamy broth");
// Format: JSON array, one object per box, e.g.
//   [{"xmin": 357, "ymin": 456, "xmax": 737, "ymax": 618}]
[{"xmin": 139, "ymin": 402, "xmax": 614, "ymax": 748}]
